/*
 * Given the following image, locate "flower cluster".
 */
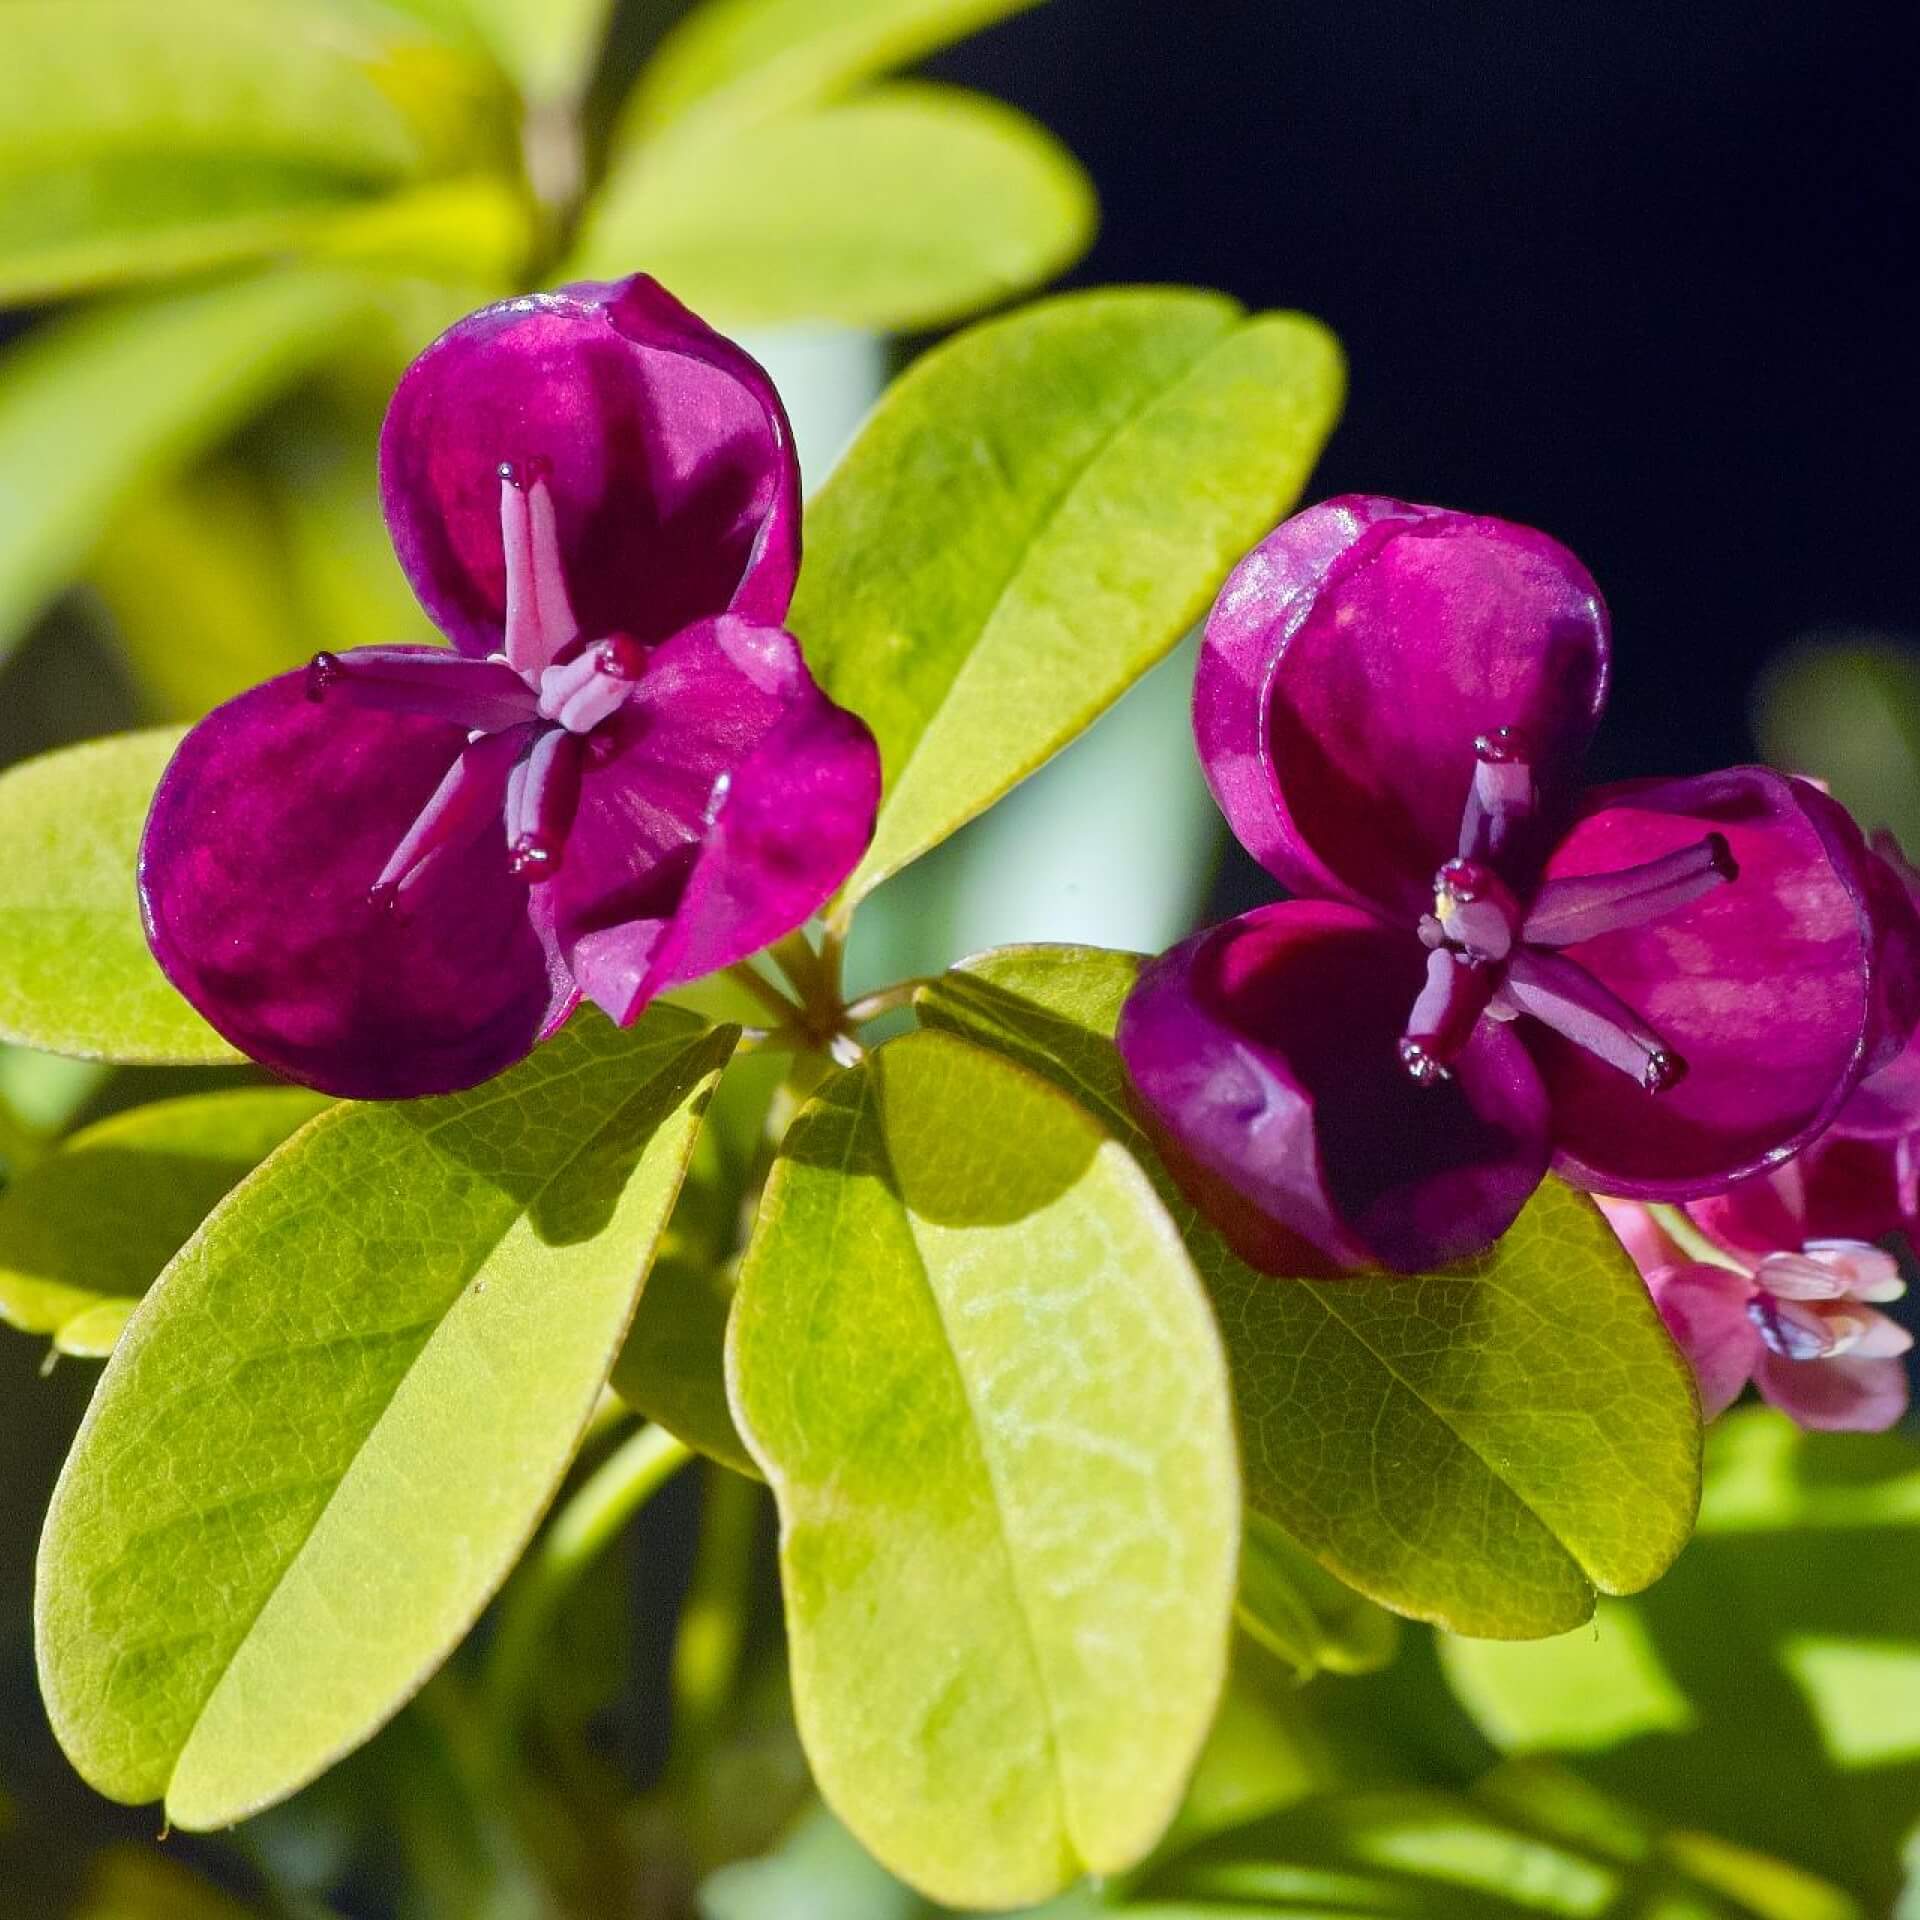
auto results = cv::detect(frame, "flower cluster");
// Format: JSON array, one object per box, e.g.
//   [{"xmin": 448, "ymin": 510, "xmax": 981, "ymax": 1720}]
[
  {"xmin": 142, "ymin": 276, "xmax": 879, "ymax": 1099},
  {"xmin": 141, "ymin": 281, "xmax": 1916, "ymax": 1435},
  {"xmin": 1114, "ymin": 495, "xmax": 1920, "ymax": 1427}
]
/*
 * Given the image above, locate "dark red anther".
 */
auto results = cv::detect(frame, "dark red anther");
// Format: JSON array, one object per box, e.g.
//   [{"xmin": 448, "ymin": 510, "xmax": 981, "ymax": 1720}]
[
  {"xmin": 594, "ymin": 633, "xmax": 649, "ymax": 681},
  {"xmin": 306, "ymin": 652, "xmax": 343, "ymax": 702},
  {"xmin": 1641, "ymin": 1047, "xmax": 1686, "ymax": 1094},
  {"xmin": 496, "ymin": 454, "xmax": 553, "ymax": 491},
  {"xmin": 368, "ymin": 880, "xmax": 400, "ymax": 915},
  {"xmin": 1474, "ymin": 727, "xmax": 1525, "ymax": 764},
  {"xmin": 1397, "ymin": 1037, "xmax": 1452, "ymax": 1086}
]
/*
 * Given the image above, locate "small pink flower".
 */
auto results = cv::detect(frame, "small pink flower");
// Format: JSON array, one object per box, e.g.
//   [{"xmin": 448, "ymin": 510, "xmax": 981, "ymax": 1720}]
[{"xmin": 1599, "ymin": 1182, "xmax": 1912, "ymax": 1432}]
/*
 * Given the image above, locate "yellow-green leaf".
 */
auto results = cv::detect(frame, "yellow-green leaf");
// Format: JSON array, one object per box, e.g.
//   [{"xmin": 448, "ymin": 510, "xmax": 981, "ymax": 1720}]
[
  {"xmin": 0, "ymin": 731, "xmax": 236, "ymax": 1066},
  {"xmin": 795, "ymin": 289, "xmax": 1342, "ymax": 914},
  {"xmin": 0, "ymin": 1089, "xmax": 327, "ymax": 1358},
  {"xmin": 728, "ymin": 1029, "xmax": 1239, "ymax": 1906},
  {"xmin": 38, "ymin": 1006, "xmax": 733, "ymax": 1827},
  {"xmin": 918, "ymin": 945, "xmax": 1702, "ymax": 1638},
  {"xmin": 570, "ymin": 86, "xmax": 1092, "ymax": 331},
  {"xmin": 630, "ymin": 0, "xmax": 1046, "ymax": 135}
]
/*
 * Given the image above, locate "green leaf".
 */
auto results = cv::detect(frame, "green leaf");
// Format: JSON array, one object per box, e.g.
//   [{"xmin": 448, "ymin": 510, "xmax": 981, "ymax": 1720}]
[
  {"xmin": 0, "ymin": 1089, "xmax": 327, "ymax": 1358},
  {"xmin": 727, "ymin": 1028, "xmax": 1239, "ymax": 1906},
  {"xmin": 630, "ymin": 0, "xmax": 1045, "ymax": 135},
  {"xmin": 37, "ymin": 1005, "xmax": 733, "ymax": 1826},
  {"xmin": 1438, "ymin": 1409, "xmax": 1920, "ymax": 1911},
  {"xmin": 0, "ymin": 157, "xmax": 369, "ymax": 307},
  {"xmin": 918, "ymin": 946, "xmax": 1702, "ymax": 1639},
  {"xmin": 570, "ymin": 86, "xmax": 1091, "ymax": 332},
  {"xmin": 456, "ymin": 0, "xmax": 614, "ymax": 100},
  {"xmin": 1239, "ymin": 1511, "xmax": 1400, "ymax": 1682},
  {"xmin": 612, "ymin": 1254, "xmax": 755, "ymax": 1476},
  {"xmin": 0, "ymin": 0, "xmax": 438, "ymax": 182},
  {"xmin": 1131, "ymin": 1784, "xmax": 1857, "ymax": 1920},
  {"xmin": 794, "ymin": 289, "xmax": 1343, "ymax": 914},
  {"xmin": 0, "ymin": 731, "xmax": 239, "ymax": 1066},
  {"xmin": 0, "ymin": 270, "xmax": 375, "ymax": 664}
]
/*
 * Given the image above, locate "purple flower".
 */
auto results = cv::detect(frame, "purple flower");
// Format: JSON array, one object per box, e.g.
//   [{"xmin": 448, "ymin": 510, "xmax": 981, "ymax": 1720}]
[
  {"xmin": 142, "ymin": 276, "xmax": 879, "ymax": 1099},
  {"xmin": 1118, "ymin": 496, "xmax": 1920, "ymax": 1274},
  {"xmin": 1599, "ymin": 1193, "xmax": 1912, "ymax": 1432}
]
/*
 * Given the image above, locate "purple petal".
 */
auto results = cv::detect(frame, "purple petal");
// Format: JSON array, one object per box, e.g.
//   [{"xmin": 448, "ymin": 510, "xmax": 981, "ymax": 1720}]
[
  {"xmin": 1116, "ymin": 902, "xmax": 1552, "ymax": 1275},
  {"xmin": 536, "ymin": 619, "xmax": 878, "ymax": 1025},
  {"xmin": 142, "ymin": 674, "xmax": 573, "ymax": 1099},
  {"xmin": 1753, "ymin": 1350, "xmax": 1910, "ymax": 1432},
  {"xmin": 1540, "ymin": 769, "xmax": 1905, "ymax": 1197},
  {"xmin": 380, "ymin": 275, "xmax": 801, "ymax": 660},
  {"xmin": 1646, "ymin": 1262, "xmax": 1760, "ymax": 1420},
  {"xmin": 1195, "ymin": 496, "xmax": 1609, "ymax": 916},
  {"xmin": 1688, "ymin": 1166, "xmax": 1810, "ymax": 1262}
]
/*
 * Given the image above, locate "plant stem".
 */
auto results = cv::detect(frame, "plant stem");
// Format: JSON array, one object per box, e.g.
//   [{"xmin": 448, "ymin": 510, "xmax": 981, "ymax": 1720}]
[
  {"xmin": 842, "ymin": 977, "xmax": 937, "ymax": 1025},
  {"xmin": 484, "ymin": 1424, "xmax": 694, "ymax": 1767},
  {"xmin": 665, "ymin": 1468, "xmax": 762, "ymax": 1809},
  {"xmin": 723, "ymin": 961, "xmax": 808, "ymax": 1028},
  {"xmin": 767, "ymin": 930, "xmax": 828, "ymax": 1012},
  {"xmin": 1645, "ymin": 1202, "xmax": 1747, "ymax": 1272}
]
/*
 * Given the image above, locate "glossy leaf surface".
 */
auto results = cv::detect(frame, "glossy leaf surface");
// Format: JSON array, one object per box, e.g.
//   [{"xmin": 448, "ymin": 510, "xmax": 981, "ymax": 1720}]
[
  {"xmin": 38, "ymin": 1007, "xmax": 732, "ymax": 1826},
  {"xmin": 919, "ymin": 945, "xmax": 1701, "ymax": 1638},
  {"xmin": 794, "ymin": 290, "xmax": 1343, "ymax": 912},
  {"xmin": 728, "ymin": 1028, "xmax": 1239, "ymax": 1906}
]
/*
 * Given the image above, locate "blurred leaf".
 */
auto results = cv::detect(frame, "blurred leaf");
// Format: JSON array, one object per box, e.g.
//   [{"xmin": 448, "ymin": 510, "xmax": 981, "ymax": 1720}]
[
  {"xmin": 1134, "ymin": 1785, "xmax": 1857, "ymax": 1920},
  {"xmin": 795, "ymin": 289, "xmax": 1342, "ymax": 914},
  {"xmin": 38, "ymin": 1006, "xmax": 733, "ymax": 1828},
  {"xmin": 0, "ymin": 0, "xmax": 439, "ymax": 181},
  {"xmin": 701, "ymin": 1802, "xmax": 939, "ymax": 1920},
  {"xmin": 572, "ymin": 86, "xmax": 1091, "ymax": 331},
  {"xmin": 0, "ymin": 270, "xmax": 375, "ymax": 665},
  {"xmin": 92, "ymin": 470, "xmax": 316, "ymax": 721},
  {"xmin": 458, "ymin": 0, "xmax": 615, "ymax": 100},
  {"xmin": 0, "ymin": 731, "xmax": 239, "ymax": 1065},
  {"xmin": 728, "ymin": 1029, "xmax": 1239, "ymax": 1907},
  {"xmin": 1240, "ymin": 1511, "xmax": 1401, "ymax": 1682},
  {"xmin": 1436, "ymin": 1409, "xmax": 1920, "ymax": 1909},
  {"xmin": 613, "ymin": 1253, "xmax": 755, "ymax": 1475},
  {"xmin": 0, "ymin": 1089, "xmax": 325, "ymax": 1358},
  {"xmin": 918, "ymin": 946, "xmax": 1702, "ymax": 1638},
  {"xmin": 74, "ymin": 1844, "xmax": 260, "ymax": 1919},
  {"xmin": 1753, "ymin": 634, "xmax": 1920, "ymax": 851},
  {"xmin": 0, "ymin": 157, "xmax": 365, "ymax": 307},
  {"xmin": 303, "ymin": 173, "xmax": 531, "ymax": 280},
  {"xmin": 0, "ymin": 1045, "xmax": 113, "ymax": 1140},
  {"xmin": 631, "ymin": 0, "xmax": 1046, "ymax": 135}
]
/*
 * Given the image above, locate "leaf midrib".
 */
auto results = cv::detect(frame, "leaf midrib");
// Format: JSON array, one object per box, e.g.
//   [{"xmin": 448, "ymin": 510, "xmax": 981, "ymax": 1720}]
[
  {"xmin": 87, "ymin": 1027, "xmax": 708, "ymax": 1809},
  {"xmin": 833, "ymin": 298, "xmax": 1241, "ymax": 900},
  {"xmin": 927, "ymin": 978, "xmax": 1598, "ymax": 1597}
]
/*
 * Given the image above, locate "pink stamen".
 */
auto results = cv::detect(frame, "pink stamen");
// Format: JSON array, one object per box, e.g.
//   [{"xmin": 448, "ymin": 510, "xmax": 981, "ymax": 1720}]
[
  {"xmin": 1433, "ymin": 857, "xmax": 1519, "ymax": 964},
  {"xmin": 504, "ymin": 727, "xmax": 583, "ymax": 880},
  {"xmin": 1750, "ymin": 1293, "xmax": 1838, "ymax": 1361},
  {"xmin": 1399, "ymin": 948, "xmax": 1494, "ymax": 1085},
  {"xmin": 1457, "ymin": 728, "xmax": 1537, "ymax": 865},
  {"xmin": 1797, "ymin": 1239, "xmax": 1906, "ymax": 1303},
  {"xmin": 1521, "ymin": 834, "xmax": 1736, "ymax": 947},
  {"xmin": 499, "ymin": 459, "xmax": 578, "ymax": 677},
  {"xmin": 304, "ymin": 648, "xmax": 538, "ymax": 733},
  {"xmin": 1495, "ymin": 948, "xmax": 1686, "ymax": 1092},
  {"xmin": 537, "ymin": 645, "xmax": 639, "ymax": 735},
  {"xmin": 371, "ymin": 728, "xmax": 528, "ymax": 905}
]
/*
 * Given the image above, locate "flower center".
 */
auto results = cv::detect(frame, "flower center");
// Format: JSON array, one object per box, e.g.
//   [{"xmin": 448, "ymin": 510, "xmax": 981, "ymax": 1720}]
[
  {"xmin": 1749, "ymin": 1239, "xmax": 1906, "ymax": 1360},
  {"xmin": 306, "ymin": 460, "xmax": 649, "ymax": 907},
  {"xmin": 1398, "ymin": 730, "xmax": 1736, "ymax": 1091}
]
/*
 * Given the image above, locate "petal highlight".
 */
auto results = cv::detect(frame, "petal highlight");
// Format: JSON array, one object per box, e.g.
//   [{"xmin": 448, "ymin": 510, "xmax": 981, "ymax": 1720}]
[{"xmin": 380, "ymin": 275, "xmax": 801, "ymax": 659}]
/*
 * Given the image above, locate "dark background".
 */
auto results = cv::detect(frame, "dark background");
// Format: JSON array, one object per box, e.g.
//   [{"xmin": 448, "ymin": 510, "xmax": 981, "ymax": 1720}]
[{"xmin": 938, "ymin": 0, "xmax": 1919, "ymax": 828}]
